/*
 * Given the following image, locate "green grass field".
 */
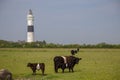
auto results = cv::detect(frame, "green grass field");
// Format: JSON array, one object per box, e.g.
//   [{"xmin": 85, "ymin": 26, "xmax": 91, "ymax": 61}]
[{"xmin": 0, "ymin": 48, "xmax": 120, "ymax": 80}]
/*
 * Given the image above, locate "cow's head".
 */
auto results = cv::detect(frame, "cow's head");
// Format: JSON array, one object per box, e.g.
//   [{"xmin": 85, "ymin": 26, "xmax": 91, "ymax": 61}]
[
  {"xmin": 27, "ymin": 63, "xmax": 31, "ymax": 67},
  {"xmin": 74, "ymin": 57, "xmax": 82, "ymax": 64}
]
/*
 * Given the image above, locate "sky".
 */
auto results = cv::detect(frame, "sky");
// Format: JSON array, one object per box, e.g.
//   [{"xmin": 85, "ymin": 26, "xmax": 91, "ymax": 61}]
[{"xmin": 0, "ymin": 0, "xmax": 120, "ymax": 44}]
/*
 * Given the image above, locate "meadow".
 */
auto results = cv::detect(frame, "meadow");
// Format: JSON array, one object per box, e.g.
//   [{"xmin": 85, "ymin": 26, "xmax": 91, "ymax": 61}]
[{"xmin": 0, "ymin": 48, "xmax": 120, "ymax": 80}]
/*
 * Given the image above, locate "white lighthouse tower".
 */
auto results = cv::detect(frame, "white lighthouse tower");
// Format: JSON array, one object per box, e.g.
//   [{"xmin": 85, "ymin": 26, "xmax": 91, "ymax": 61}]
[{"xmin": 27, "ymin": 9, "xmax": 34, "ymax": 42}]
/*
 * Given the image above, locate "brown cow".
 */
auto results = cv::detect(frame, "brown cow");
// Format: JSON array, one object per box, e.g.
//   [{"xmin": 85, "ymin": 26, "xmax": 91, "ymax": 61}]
[
  {"xmin": 53, "ymin": 56, "xmax": 82, "ymax": 73},
  {"xmin": 27, "ymin": 63, "xmax": 45, "ymax": 75}
]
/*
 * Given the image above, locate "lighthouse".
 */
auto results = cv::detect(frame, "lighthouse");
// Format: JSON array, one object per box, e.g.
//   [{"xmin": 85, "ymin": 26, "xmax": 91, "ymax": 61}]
[{"xmin": 27, "ymin": 9, "xmax": 34, "ymax": 42}]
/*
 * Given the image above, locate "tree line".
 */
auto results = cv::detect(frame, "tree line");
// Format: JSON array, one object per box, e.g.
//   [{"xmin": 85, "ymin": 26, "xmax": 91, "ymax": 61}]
[{"xmin": 0, "ymin": 40, "xmax": 120, "ymax": 48}]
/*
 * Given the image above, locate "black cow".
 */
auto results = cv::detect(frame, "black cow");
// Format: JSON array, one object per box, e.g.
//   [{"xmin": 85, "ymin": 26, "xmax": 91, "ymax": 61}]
[
  {"xmin": 53, "ymin": 56, "xmax": 82, "ymax": 73},
  {"xmin": 0, "ymin": 69, "xmax": 12, "ymax": 80},
  {"xmin": 71, "ymin": 48, "xmax": 80, "ymax": 55},
  {"xmin": 27, "ymin": 63, "xmax": 45, "ymax": 75}
]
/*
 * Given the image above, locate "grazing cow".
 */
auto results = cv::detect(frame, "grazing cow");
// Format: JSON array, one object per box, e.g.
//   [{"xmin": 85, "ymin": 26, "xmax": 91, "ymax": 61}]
[
  {"xmin": 0, "ymin": 69, "xmax": 12, "ymax": 80},
  {"xmin": 53, "ymin": 56, "xmax": 82, "ymax": 73},
  {"xmin": 71, "ymin": 48, "xmax": 80, "ymax": 55},
  {"xmin": 71, "ymin": 50, "xmax": 77, "ymax": 55},
  {"xmin": 27, "ymin": 63, "xmax": 45, "ymax": 75}
]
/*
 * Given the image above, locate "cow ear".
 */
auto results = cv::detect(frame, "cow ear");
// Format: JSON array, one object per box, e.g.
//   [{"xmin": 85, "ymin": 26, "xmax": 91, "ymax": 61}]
[
  {"xmin": 28, "ymin": 62, "xmax": 31, "ymax": 64},
  {"xmin": 79, "ymin": 58, "xmax": 82, "ymax": 60}
]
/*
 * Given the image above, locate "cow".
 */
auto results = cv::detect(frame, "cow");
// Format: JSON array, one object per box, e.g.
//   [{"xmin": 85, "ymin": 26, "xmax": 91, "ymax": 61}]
[
  {"xmin": 71, "ymin": 48, "xmax": 80, "ymax": 55},
  {"xmin": 27, "ymin": 63, "xmax": 45, "ymax": 75},
  {"xmin": 0, "ymin": 69, "xmax": 12, "ymax": 80},
  {"xmin": 71, "ymin": 50, "xmax": 77, "ymax": 55},
  {"xmin": 53, "ymin": 56, "xmax": 82, "ymax": 73}
]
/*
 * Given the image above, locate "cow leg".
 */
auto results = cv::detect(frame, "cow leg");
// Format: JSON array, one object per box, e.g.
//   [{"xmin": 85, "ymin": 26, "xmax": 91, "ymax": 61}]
[
  {"xmin": 69, "ymin": 67, "xmax": 74, "ymax": 72},
  {"xmin": 62, "ymin": 68, "xmax": 65, "ymax": 73},
  {"xmin": 41, "ymin": 66, "xmax": 45, "ymax": 75},
  {"xmin": 54, "ymin": 63, "xmax": 58, "ymax": 73},
  {"xmin": 61, "ymin": 64, "xmax": 66, "ymax": 73},
  {"xmin": 32, "ymin": 69, "xmax": 36, "ymax": 75},
  {"xmin": 55, "ymin": 66, "xmax": 58, "ymax": 73},
  {"xmin": 54, "ymin": 64, "xmax": 57, "ymax": 73},
  {"xmin": 55, "ymin": 69, "xmax": 58, "ymax": 73},
  {"xmin": 41, "ymin": 69, "xmax": 44, "ymax": 75},
  {"xmin": 69, "ymin": 67, "xmax": 71, "ymax": 72},
  {"xmin": 71, "ymin": 68, "xmax": 74, "ymax": 72}
]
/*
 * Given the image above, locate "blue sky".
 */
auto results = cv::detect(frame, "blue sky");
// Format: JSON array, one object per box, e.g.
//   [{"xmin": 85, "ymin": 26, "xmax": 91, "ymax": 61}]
[{"xmin": 0, "ymin": 0, "xmax": 120, "ymax": 44}]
